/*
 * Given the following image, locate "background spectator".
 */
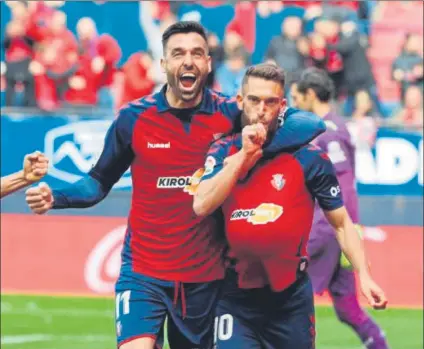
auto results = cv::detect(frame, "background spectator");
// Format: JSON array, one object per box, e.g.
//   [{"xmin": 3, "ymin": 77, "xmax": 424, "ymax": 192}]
[
  {"xmin": 41, "ymin": 11, "xmax": 79, "ymax": 105},
  {"xmin": 215, "ymin": 45, "xmax": 248, "ymax": 96},
  {"xmin": 392, "ymin": 33, "xmax": 423, "ymax": 99},
  {"xmin": 3, "ymin": 19, "xmax": 36, "ymax": 107},
  {"xmin": 327, "ymin": 21, "xmax": 388, "ymax": 118},
  {"xmin": 265, "ymin": 16, "xmax": 306, "ymax": 88},
  {"xmin": 347, "ymin": 90, "xmax": 378, "ymax": 150},
  {"xmin": 310, "ymin": 17, "xmax": 344, "ymax": 98},
  {"xmin": 118, "ymin": 52, "xmax": 155, "ymax": 108},
  {"xmin": 0, "ymin": 0, "xmax": 422, "ymax": 122},
  {"xmin": 206, "ymin": 32, "xmax": 224, "ymax": 89},
  {"xmin": 139, "ymin": 1, "xmax": 177, "ymax": 91},
  {"xmin": 75, "ymin": 17, "xmax": 122, "ymax": 109},
  {"xmin": 352, "ymin": 89, "xmax": 378, "ymax": 119},
  {"xmin": 390, "ymin": 85, "xmax": 423, "ymax": 130}
]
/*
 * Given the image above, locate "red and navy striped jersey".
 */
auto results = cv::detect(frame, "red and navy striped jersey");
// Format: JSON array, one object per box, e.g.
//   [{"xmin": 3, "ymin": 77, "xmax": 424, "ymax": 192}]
[
  {"xmin": 89, "ymin": 86, "xmax": 239, "ymax": 282},
  {"xmin": 201, "ymin": 134, "xmax": 344, "ymax": 290},
  {"xmin": 84, "ymin": 86, "xmax": 326, "ymax": 282}
]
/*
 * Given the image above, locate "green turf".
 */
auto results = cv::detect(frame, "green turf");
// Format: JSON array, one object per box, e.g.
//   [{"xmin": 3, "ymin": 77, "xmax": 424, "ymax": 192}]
[{"xmin": 1, "ymin": 294, "xmax": 422, "ymax": 349}]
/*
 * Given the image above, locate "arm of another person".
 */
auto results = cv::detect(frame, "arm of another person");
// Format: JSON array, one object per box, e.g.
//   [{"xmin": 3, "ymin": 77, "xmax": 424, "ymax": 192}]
[
  {"xmin": 194, "ymin": 124, "xmax": 266, "ymax": 217},
  {"xmin": 264, "ymin": 108, "xmax": 326, "ymax": 154},
  {"xmin": 25, "ymin": 108, "xmax": 136, "ymax": 214},
  {"xmin": 1, "ymin": 151, "xmax": 48, "ymax": 199},
  {"xmin": 304, "ymin": 147, "xmax": 387, "ymax": 309}
]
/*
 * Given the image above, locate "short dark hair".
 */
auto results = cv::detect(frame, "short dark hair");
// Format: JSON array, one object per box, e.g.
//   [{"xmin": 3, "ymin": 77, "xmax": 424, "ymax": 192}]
[
  {"xmin": 296, "ymin": 67, "xmax": 334, "ymax": 102},
  {"xmin": 162, "ymin": 21, "xmax": 208, "ymax": 52},
  {"xmin": 241, "ymin": 63, "xmax": 286, "ymax": 91}
]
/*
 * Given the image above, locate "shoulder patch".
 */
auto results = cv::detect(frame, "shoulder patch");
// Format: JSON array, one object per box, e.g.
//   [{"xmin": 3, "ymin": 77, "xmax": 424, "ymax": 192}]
[{"xmin": 204, "ymin": 156, "xmax": 216, "ymax": 176}]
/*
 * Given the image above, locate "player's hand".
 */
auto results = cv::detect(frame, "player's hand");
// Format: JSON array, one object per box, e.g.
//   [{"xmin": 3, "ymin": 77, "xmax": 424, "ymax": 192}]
[
  {"xmin": 25, "ymin": 182, "xmax": 54, "ymax": 215},
  {"xmin": 23, "ymin": 151, "xmax": 49, "ymax": 183},
  {"xmin": 359, "ymin": 273, "xmax": 387, "ymax": 310},
  {"xmin": 241, "ymin": 123, "xmax": 267, "ymax": 155}
]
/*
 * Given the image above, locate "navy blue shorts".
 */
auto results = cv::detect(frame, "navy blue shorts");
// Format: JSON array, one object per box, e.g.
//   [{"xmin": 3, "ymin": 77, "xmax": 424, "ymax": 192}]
[
  {"xmin": 214, "ymin": 270, "xmax": 315, "ymax": 349},
  {"xmin": 115, "ymin": 264, "xmax": 223, "ymax": 349}
]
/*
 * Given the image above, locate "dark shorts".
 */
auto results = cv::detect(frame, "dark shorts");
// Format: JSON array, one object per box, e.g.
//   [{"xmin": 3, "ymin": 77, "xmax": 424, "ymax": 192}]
[
  {"xmin": 307, "ymin": 234, "xmax": 356, "ymax": 296},
  {"xmin": 214, "ymin": 270, "xmax": 315, "ymax": 349},
  {"xmin": 115, "ymin": 264, "xmax": 222, "ymax": 349}
]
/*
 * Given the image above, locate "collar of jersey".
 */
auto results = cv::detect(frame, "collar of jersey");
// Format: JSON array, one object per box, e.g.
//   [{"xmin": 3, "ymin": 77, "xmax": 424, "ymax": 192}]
[{"xmin": 156, "ymin": 84, "xmax": 215, "ymax": 115}]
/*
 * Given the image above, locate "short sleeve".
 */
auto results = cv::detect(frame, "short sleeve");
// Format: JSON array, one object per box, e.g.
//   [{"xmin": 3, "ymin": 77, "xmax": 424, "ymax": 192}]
[{"xmin": 298, "ymin": 146, "xmax": 344, "ymax": 211}]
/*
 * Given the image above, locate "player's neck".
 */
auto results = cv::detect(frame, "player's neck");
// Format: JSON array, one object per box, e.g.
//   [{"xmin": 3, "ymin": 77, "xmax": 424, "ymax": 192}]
[
  {"xmin": 165, "ymin": 86, "xmax": 204, "ymax": 109},
  {"xmin": 313, "ymin": 102, "xmax": 331, "ymax": 119}
]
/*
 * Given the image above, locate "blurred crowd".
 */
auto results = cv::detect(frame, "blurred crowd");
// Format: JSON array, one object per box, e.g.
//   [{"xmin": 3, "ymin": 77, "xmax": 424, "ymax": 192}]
[
  {"xmin": 1, "ymin": 0, "xmax": 423, "ymax": 130},
  {"xmin": 1, "ymin": 0, "xmax": 122, "ymax": 111}
]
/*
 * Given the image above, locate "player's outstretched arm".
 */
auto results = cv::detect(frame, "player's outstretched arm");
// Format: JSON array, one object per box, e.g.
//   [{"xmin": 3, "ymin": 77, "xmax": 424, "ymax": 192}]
[
  {"xmin": 25, "ymin": 108, "xmax": 136, "ymax": 214},
  {"xmin": 25, "ymin": 176, "xmax": 110, "ymax": 214},
  {"xmin": 302, "ymin": 146, "xmax": 387, "ymax": 310},
  {"xmin": 324, "ymin": 207, "xmax": 387, "ymax": 310},
  {"xmin": 194, "ymin": 125, "xmax": 265, "ymax": 217},
  {"xmin": 1, "ymin": 151, "xmax": 48, "ymax": 199},
  {"xmin": 264, "ymin": 108, "xmax": 326, "ymax": 154}
]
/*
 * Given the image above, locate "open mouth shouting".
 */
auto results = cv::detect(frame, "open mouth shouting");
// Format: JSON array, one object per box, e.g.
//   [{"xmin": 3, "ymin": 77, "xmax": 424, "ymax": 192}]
[{"xmin": 179, "ymin": 72, "xmax": 198, "ymax": 93}]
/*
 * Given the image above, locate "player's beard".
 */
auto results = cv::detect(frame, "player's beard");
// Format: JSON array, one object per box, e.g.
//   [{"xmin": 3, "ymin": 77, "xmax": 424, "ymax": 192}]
[
  {"xmin": 166, "ymin": 70, "xmax": 208, "ymax": 104},
  {"xmin": 264, "ymin": 116, "xmax": 279, "ymax": 145}
]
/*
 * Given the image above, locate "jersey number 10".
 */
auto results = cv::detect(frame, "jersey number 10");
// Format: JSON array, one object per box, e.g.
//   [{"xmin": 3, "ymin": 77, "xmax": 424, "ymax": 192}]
[{"xmin": 214, "ymin": 314, "xmax": 234, "ymax": 342}]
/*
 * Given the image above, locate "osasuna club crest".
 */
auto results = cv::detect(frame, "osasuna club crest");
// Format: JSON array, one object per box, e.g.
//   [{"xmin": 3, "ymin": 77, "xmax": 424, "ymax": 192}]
[{"xmin": 271, "ymin": 174, "xmax": 285, "ymax": 191}]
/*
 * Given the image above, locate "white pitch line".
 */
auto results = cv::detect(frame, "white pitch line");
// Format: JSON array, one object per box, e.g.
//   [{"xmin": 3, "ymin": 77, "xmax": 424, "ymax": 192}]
[
  {"xmin": 0, "ymin": 334, "xmax": 52, "ymax": 345},
  {"xmin": 1, "ymin": 334, "xmax": 112, "ymax": 346},
  {"xmin": 1, "ymin": 301, "xmax": 114, "ymax": 318}
]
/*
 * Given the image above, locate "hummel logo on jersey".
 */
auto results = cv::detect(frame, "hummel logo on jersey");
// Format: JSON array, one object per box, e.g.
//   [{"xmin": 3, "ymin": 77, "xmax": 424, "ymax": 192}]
[
  {"xmin": 147, "ymin": 142, "xmax": 171, "ymax": 149},
  {"xmin": 230, "ymin": 203, "xmax": 283, "ymax": 225}
]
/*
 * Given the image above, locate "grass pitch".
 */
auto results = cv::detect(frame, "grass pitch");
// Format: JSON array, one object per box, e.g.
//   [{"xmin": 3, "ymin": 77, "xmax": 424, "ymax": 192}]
[{"xmin": 1, "ymin": 294, "xmax": 422, "ymax": 349}]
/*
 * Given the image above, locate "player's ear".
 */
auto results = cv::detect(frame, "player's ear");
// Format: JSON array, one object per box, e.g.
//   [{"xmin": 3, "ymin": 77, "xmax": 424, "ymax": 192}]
[
  {"xmin": 160, "ymin": 58, "xmax": 166, "ymax": 74},
  {"xmin": 236, "ymin": 91, "xmax": 243, "ymax": 110},
  {"xmin": 280, "ymin": 98, "xmax": 287, "ymax": 109},
  {"xmin": 207, "ymin": 55, "xmax": 212, "ymax": 74}
]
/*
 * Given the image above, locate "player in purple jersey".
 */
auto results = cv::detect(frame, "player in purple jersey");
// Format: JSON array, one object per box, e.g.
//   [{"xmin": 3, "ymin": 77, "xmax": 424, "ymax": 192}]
[{"xmin": 290, "ymin": 68, "xmax": 390, "ymax": 349}]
